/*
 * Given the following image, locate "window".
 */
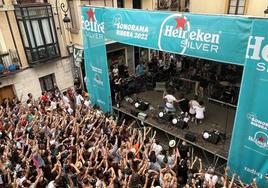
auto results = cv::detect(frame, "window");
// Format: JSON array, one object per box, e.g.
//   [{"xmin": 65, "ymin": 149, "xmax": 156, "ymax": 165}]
[
  {"xmin": 157, "ymin": 0, "xmax": 189, "ymax": 12},
  {"xmin": 117, "ymin": 0, "xmax": 124, "ymax": 8},
  {"xmin": 14, "ymin": 4, "xmax": 60, "ymax": 66},
  {"xmin": 133, "ymin": 0, "xmax": 141, "ymax": 9},
  {"xmin": 39, "ymin": 73, "xmax": 56, "ymax": 91},
  {"xmin": 228, "ymin": 0, "xmax": 245, "ymax": 15}
]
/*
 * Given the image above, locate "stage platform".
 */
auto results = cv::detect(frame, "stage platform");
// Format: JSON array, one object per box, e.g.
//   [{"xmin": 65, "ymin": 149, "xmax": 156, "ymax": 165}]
[{"xmin": 113, "ymin": 90, "xmax": 237, "ymax": 160}]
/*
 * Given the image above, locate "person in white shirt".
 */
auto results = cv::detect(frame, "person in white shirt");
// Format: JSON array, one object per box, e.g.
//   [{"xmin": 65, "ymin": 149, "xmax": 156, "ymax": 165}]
[
  {"xmin": 64, "ymin": 104, "xmax": 73, "ymax": 115},
  {"xmin": 205, "ymin": 167, "xmax": 218, "ymax": 186},
  {"xmin": 163, "ymin": 91, "xmax": 179, "ymax": 112},
  {"xmin": 193, "ymin": 101, "xmax": 205, "ymax": 124},
  {"xmin": 112, "ymin": 65, "xmax": 119, "ymax": 77},
  {"xmin": 75, "ymin": 91, "xmax": 84, "ymax": 106},
  {"xmin": 50, "ymin": 98, "xmax": 57, "ymax": 110},
  {"xmin": 84, "ymin": 94, "xmax": 92, "ymax": 107},
  {"xmin": 62, "ymin": 91, "xmax": 70, "ymax": 104},
  {"xmin": 151, "ymin": 139, "xmax": 163, "ymax": 156},
  {"xmin": 189, "ymin": 95, "xmax": 200, "ymax": 122}
]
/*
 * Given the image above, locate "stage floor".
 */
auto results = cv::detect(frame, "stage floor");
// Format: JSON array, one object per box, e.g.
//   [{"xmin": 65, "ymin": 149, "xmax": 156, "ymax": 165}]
[{"xmin": 114, "ymin": 90, "xmax": 236, "ymax": 160}]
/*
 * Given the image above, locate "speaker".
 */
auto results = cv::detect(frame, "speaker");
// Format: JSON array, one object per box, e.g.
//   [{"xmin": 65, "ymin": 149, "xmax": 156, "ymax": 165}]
[
  {"xmin": 185, "ymin": 133, "xmax": 196, "ymax": 142},
  {"xmin": 203, "ymin": 131, "xmax": 220, "ymax": 144},
  {"xmin": 137, "ymin": 101, "xmax": 149, "ymax": 111},
  {"xmin": 176, "ymin": 121, "xmax": 188, "ymax": 129}
]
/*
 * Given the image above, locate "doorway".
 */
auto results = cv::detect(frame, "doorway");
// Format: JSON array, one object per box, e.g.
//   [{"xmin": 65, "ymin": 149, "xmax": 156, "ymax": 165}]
[
  {"xmin": 133, "ymin": 0, "xmax": 141, "ymax": 9},
  {"xmin": 0, "ymin": 85, "xmax": 15, "ymax": 102}
]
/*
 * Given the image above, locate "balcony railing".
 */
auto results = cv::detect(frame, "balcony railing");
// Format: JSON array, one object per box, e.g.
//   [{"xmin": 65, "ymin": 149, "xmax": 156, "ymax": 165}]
[{"xmin": 0, "ymin": 49, "xmax": 21, "ymax": 77}]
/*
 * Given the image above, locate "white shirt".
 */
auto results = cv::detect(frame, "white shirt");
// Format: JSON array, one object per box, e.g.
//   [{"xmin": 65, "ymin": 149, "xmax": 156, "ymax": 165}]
[
  {"xmin": 75, "ymin": 94, "xmax": 84, "ymax": 105},
  {"xmin": 51, "ymin": 101, "xmax": 57, "ymax": 110},
  {"xmin": 164, "ymin": 94, "xmax": 177, "ymax": 109},
  {"xmin": 194, "ymin": 105, "xmax": 205, "ymax": 119},
  {"xmin": 113, "ymin": 68, "xmax": 119, "ymax": 77},
  {"xmin": 46, "ymin": 181, "xmax": 56, "ymax": 188},
  {"xmin": 151, "ymin": 143, "xmax": 163, "ymax": 155},
  {"xmin": 63, "ymin": 95, "xmax": 70, "ymax": 104},
  {"xmin": 16, "ymin": 176, "xmax": 26, "ymax": 186},
  {"xmin": 189, "ymin": 100, "xmax": 199, "ymax": 114},
  {"xmin": 84, "ymin": 99, "xmax": 91, "ymax": 107},
  {"xmin": 64, "ymin": 107, "xmax": 73, "ymax": 115},
  {"xmin": 205, "ymin": 174, "xmax": 218, "ymax": 185}
]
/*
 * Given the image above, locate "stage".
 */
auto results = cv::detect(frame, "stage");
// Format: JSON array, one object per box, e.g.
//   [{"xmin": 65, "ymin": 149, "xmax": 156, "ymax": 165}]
[{"xmin": 113, "ymin": 90, "xmax": 237, "ymax": 160}]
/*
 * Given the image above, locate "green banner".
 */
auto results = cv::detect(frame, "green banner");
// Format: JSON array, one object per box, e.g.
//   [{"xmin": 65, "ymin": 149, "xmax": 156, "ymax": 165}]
[
  {"xmin": 81, "ymin": 7, "xmax": 112, "ymax": 113},
  {"xmin": 228, "ymin": 19, "xmax": 268, "ymax": 187}
]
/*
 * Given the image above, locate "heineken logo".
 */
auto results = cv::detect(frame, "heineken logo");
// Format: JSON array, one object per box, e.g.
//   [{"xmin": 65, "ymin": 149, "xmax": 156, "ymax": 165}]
[
  {"xmin": 158, "ymin": 14, "xmax": 221, "ymax": 54},
  {"xmin": 82, "ymin": 8, "xmax": 104, "ymax": 39},
  {"xmin": 246, "ymin": 36, "xmax": 268, "ymax": 73}
]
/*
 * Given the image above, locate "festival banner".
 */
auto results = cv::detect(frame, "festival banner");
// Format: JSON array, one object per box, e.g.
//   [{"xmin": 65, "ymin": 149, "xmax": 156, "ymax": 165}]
[
  {"xmin": 81, "ymin": 7, "xmax": 112, "ymax": 113},
  {"xmin": 80, "ymin": 6, "xmax": 268, "ymax": 186},
  {"xmin": 228, "ymin": 19, "xmax": 268, "ymax": 187},
  {"xmin": 103, "ymin": 8, "xmax": 252, "ymax": 65}
]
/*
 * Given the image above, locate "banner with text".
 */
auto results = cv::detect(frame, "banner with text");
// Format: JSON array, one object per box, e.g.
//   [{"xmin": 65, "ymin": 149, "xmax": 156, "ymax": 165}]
[
  {"xmin": 81, "ymin": 7, "xmax": 112, "ymax": 113},
  {"xmin": 228, "ymin": 19, "xmax": 268, "ymax": 187},
  {"xmin": 103, "ymin": 8, "xmax": 252, "ymax": 65}
]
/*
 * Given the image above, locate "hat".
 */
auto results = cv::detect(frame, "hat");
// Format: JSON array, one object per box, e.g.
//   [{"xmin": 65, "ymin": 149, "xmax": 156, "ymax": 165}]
[{"xmin": 169, "ymin": 140, "xmax": 176, "ymax": 147}]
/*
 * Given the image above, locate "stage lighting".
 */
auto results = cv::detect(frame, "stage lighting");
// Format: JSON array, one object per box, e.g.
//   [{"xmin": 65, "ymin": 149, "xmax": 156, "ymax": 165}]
[
  {"xmin": 134, "ymin": 102, "xmax": 140, "ymax": 108},
  {"xmin": 202, "ymin": 130, "xmax": 221, "ymax": 144},
  {"xmin": 203, "ymin": 131, "xmax": 210, "ymax": 139},
  {"xmin": 172, "ymin": 118, "xmax": 178, "ymax": 125},
  {"xmin": 158, "ymin": 112, "xmax": 164, "ymax": 118}
]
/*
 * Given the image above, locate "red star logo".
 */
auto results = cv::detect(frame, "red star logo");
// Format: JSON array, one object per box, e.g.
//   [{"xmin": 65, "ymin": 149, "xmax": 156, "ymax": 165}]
[
  {"xmin": 175, "ymin": 17, "xmax": 187, "ymax": 30},
  {"xmin": 258, "ymin": 136, "xmax": 265, "ymax": 143},
  {"xmin": 87, "ymin": 8, "xmax": 95, "ymax": 22}
]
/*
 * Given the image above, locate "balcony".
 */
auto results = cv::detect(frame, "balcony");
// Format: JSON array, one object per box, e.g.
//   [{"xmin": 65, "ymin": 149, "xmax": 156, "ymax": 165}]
[{"xmin": 0, "ymin": 50, "xmax": 21, "ymax": 77}]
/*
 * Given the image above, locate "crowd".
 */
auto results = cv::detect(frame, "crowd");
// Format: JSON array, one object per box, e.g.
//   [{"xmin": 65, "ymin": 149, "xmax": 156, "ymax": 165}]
[{"xmin": 0, "ymin": 87, "xmax": 259, "ymax": 188}]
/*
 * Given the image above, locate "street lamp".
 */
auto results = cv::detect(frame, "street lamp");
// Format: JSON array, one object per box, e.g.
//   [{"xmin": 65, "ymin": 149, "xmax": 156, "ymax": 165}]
[
  {"xmin": 60, "ymin": 3, "xmax": 71, "ymax": 26},
  {"xmin": 264, "ymin": 6, "xmax": 268, "ymax": 14},
  {"xmin": 55, "ymin": 0, "xmax": 71, "ymax": 31}
]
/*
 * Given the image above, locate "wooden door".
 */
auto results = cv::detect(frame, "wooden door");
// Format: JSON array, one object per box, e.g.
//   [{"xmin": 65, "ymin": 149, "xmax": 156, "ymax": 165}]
[{"xmin": 0, "ymin": 85, "xmax": 15, "ymax": 103}]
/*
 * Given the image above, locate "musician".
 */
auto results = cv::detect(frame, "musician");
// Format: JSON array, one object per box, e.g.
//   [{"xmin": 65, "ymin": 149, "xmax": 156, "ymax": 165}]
[
  {"xmin": 136, "ymin": 61, "xmax": 146, "ymax": 76},
  {"xmin": 163, "ymin": 90, "xmax": 179, "ymax": 113},
  {"xmin": 112, "ymin": 64, "xmax": 119, "ymax": 77},
  {"xmin": 113, "ymin": 76, "xmax": 122, "ymax": 103}
]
